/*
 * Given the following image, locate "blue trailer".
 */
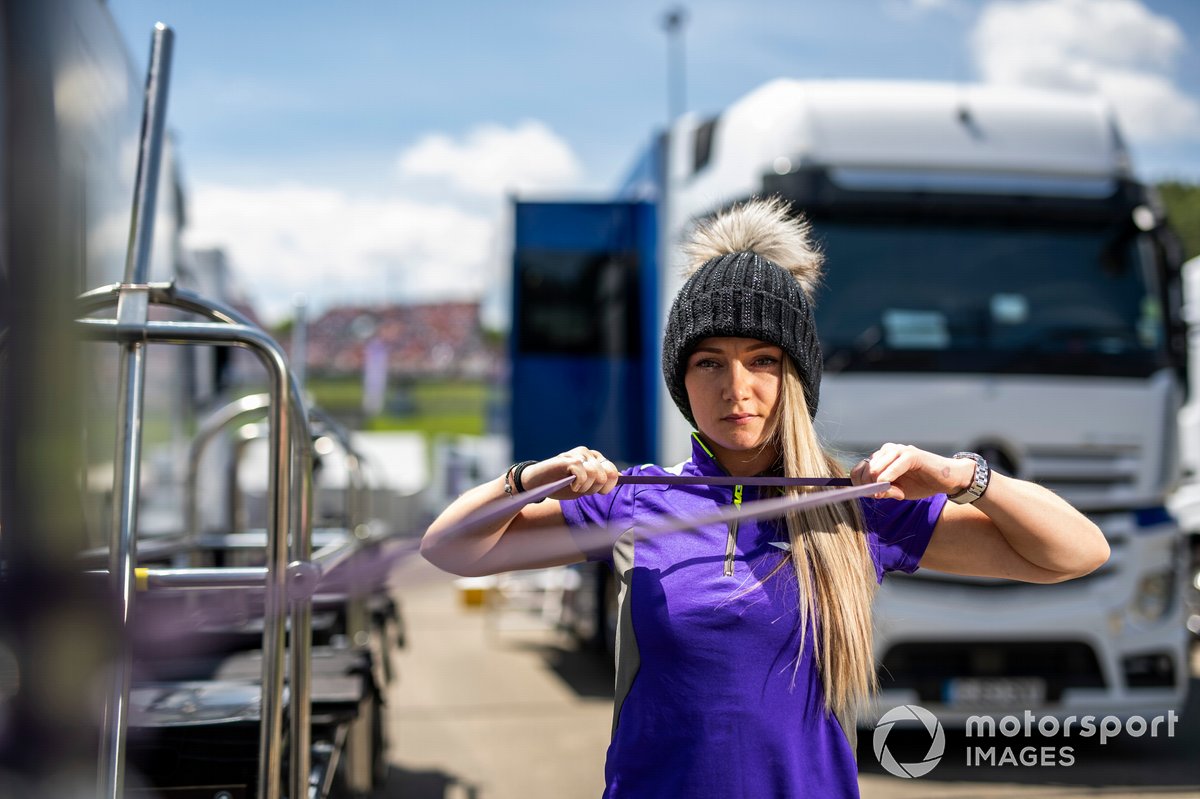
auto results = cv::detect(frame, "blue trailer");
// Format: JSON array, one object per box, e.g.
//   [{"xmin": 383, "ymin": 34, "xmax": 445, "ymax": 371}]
[{"xmin": 510, "ymin": 200, "xmax": 659, "ymax": 467}]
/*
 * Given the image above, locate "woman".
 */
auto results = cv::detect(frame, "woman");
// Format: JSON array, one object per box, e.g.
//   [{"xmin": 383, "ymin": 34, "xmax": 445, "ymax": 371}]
[{"xmin": 422, "ymin": 197, "xmax": 1109, "ymax": 798}]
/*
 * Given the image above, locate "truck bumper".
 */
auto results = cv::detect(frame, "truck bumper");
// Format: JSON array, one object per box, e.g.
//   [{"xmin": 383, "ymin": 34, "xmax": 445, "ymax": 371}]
[{"xmin": 866, "ymin": 514, "xmax": 1189, "ymax": 726}]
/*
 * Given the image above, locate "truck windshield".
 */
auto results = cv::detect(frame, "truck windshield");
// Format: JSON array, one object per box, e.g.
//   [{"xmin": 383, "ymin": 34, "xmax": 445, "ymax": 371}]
[{"xmin": 813, "ymin": 220, "xmax": 1167, "ymax": 378}]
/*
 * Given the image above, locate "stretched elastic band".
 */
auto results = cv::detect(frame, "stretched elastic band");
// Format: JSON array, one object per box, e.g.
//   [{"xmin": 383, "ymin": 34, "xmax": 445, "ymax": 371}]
[{"xmin": 617, "ymin": 475, "xmax": 851, "ymax": 487}]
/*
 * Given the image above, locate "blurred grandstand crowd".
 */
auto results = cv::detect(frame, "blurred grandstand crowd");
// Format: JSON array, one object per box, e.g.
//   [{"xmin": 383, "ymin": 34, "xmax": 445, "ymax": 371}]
[
  {"xmin": 297, "ymin": 302, "xmax": 495, "ymax": 379},
  {"xmin": 189, "ymin": 249, "xmax": 496, "ymax": 383}
]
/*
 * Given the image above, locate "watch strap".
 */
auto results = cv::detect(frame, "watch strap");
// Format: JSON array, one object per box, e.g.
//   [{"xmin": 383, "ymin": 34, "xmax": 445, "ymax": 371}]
[{"xmin": 948, "ymin": 452, "xmax": 990, "ymax": 505}]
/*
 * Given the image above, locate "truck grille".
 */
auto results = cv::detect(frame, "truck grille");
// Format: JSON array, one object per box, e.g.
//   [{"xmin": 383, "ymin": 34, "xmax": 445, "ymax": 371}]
[
  {"xmin": 879, "ymin": 641, "xmax": 1105, "ymax": 702},
  {"xmin": 1021, "ymin": 445, "xmax": 1143, "ymax": 504}
]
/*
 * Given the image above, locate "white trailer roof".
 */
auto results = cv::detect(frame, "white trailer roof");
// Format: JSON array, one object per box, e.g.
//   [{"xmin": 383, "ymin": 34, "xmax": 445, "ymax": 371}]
[{"xmin": 677, "ymin": 79, "xmax": 1131, "ymax": 204}]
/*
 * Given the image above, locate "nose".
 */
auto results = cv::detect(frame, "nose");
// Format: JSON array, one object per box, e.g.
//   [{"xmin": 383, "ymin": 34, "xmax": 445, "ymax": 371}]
[{"xmin": 722, "ymin": 359, "xmax": 752, "ymax": 401}]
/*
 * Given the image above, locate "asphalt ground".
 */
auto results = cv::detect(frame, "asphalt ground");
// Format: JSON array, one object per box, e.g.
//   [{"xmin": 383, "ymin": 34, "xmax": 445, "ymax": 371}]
[{"xmin": 376, "ymin": 559, "xmax": 1200, "ymax": 799}]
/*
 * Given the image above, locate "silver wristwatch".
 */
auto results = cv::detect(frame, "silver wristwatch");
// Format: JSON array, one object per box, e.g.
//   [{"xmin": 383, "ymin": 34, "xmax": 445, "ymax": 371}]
[{"xmin": 948, "ymin": 452, "xmax": 990, "ymax": 505}]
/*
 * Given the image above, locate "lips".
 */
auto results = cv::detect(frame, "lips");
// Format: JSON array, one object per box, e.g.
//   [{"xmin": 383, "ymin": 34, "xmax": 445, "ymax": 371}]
[{"xmin": 722, "ymin": 413, "xmax": 757, "ymax": 425}]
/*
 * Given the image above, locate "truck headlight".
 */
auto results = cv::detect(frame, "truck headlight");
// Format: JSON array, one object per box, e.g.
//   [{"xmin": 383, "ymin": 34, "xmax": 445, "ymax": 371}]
[{"xmin": 1130, "ymin": 570, "xmax": 1174, "ymax": 624}]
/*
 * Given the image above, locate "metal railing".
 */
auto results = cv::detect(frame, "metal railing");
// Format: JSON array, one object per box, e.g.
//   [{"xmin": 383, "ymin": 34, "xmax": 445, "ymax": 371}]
[
  {"xmin": 82, "ymin": 23, "xmax": 385, "ymax": 799},
  {"xmin": 94, "ymin": 22, "xmax": 173, "ymax": 799},
  {"xmin": 186, "ymin": 392, "xmax": 271, "ymax": 542},
  {"xmin": 186, "ymin": 394, "xmax": 371, "ymax": 540},
  {"xmin": 79, "ymin": 282, "xmax": 315, "ymax": 799}
]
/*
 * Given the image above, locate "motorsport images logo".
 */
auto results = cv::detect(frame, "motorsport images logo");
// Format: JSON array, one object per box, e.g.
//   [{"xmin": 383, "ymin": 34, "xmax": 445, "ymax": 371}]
[
  {"xmin": 871, "ymin": 705, "xmax": 1180, "ymax": 777},
  {"xmin": 872, "ymin": 704, "xmax": 946, "ymax": 778}
]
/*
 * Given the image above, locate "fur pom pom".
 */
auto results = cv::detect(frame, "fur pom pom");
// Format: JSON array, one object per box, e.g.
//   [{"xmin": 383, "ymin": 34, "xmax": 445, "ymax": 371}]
[{"xmin": 682, "ymin": 196, "xmax": 823, "ymax": 297}]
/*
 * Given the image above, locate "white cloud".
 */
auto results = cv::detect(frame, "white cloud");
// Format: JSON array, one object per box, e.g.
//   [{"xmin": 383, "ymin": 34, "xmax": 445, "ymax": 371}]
[
  {"xmin": 183, "ymin": 120, "xmax": 583, "ymax": 325},
  {"xmin": 396, "ymin": 119, "xmax": 583, "ymax": 197},
  {"xmin": 184, "ymin": 183, "xmax": 495, "ymax": 323},
  {"xmin": 971, "ymin": 0, "xmax": 1200, "ymax": 141}
]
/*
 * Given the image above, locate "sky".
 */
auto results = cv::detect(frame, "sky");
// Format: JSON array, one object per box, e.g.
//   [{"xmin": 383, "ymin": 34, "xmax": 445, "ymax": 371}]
[{"xmin": 105, "ymin": 0, "xmax": 1200, "ymax": 327}]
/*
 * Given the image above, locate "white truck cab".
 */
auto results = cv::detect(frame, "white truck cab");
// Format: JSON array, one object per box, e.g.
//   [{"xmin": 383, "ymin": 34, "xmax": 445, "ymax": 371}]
[{"xmin": 660, "ymin": 80, "xmax": 1190, "ymax": 722}]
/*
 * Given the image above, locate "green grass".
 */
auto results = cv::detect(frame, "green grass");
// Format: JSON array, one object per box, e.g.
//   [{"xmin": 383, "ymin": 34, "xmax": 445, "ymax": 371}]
[
  {"xmin": 409, "ymin": 380, "xmax": 489, "ymax": 407},
  {"xmin": 299, "ymin": 376, "xmax": 492, "ymax": 439},
  {"xmin": 365, "ymin": 413, "xmax": 483, "ymax": 436},
  {"xmin": 306, "ymin": 376, "xmax": 367, "ymax": 408}
]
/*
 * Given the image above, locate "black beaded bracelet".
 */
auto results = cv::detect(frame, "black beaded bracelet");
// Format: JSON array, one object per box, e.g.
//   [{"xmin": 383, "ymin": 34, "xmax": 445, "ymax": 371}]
[{"xmin": 511, "ymin": 460, "xmax": 538, "ymax": 493}]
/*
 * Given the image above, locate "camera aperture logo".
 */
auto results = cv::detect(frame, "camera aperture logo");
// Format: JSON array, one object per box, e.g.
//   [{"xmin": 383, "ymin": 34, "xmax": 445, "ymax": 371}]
[{"xmin": 872, "ymin": 704, "xmax": 946, "ymax": 778}]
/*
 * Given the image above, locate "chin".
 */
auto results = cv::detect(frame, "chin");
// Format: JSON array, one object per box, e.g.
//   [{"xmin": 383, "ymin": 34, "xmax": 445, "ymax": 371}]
[{"xmin": 718, "ymin": 434, "xmax": 767, "ymax": 452}]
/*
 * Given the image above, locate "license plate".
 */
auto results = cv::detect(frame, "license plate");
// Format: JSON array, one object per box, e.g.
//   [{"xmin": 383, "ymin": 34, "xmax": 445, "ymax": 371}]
[{"xmin": 945, "ymin": 677, "xmax": 1046, "ymax": 708}]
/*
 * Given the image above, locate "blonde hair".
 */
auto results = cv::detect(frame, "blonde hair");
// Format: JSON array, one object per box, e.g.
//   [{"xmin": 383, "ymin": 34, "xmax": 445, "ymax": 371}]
[
  {"xmin": 770, "ymin": 359, "xmax": 877, "ymax": 722},
  {"xmin": 684, "ymin": 196, "xmax": 877, "ymax": 721}
]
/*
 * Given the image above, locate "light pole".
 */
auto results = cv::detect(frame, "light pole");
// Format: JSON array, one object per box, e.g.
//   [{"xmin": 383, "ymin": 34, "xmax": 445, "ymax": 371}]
[
  {"xmin": 657, "ymin": 7, "xmax": 687, "ymax": 460},
  {"xmin": 662, "ymin": 6, "xmax": 687, "ymax": 125}
]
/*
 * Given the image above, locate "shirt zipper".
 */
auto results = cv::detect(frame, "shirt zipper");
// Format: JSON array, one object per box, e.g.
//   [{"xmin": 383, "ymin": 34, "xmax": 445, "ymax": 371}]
[{"xmin": 724, "ymin": 483, "xmax": 743, "ymax": 577}]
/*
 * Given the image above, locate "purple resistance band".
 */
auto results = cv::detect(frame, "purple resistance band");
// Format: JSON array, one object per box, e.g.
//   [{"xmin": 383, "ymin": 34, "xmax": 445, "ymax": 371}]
[
  {"xmin": 135, "ymin": 478, "xmax": 891, "ymax": 636},
  {"xmin": 443, "ymin": 475, "xmax": 862, "ymax": 538},
  {"xmin": 440, "ymin": 474, "xmax": 888, "ymax": 554},
  {"xmin": 617, "ymin": 475, "xmax": 852, "ymax": 487},
  {"xmin": 282, "ymin": 475, "xmax": 893, "ymax": 613},
  {"xmin": 417, "ymin": 474, "xmax": 891, "ymax": 575}
]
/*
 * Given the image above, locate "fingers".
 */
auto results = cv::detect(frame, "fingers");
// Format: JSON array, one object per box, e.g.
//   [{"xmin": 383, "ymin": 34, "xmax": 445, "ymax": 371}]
[
  {"xmin": 599, "ymin": 457, "xmax": 620, "ymax": 494},
  {"xmin": 854, "ymin": 443, "xmax": 970, "ymax": 501},
  {"xmin": 519, "ymin": 447, "xmax": 620, "ymax": 502},
  {"xmin": 850, "ymin": 456, "xmax": 892, "ymax": 499},
  {"xmin": 872, "ymin": 444, "xmax": 911, "ymax": 485},
  {"xmin": 853, "ymin": 443, "xmax": 908, "ymax": 500},
  {"xmin": 560, "ymin": 446, "xmax": 620, "ymax": 496}
]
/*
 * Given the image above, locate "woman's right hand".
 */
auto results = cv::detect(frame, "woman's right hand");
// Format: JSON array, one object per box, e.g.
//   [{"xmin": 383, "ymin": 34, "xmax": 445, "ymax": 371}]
[{"xmin": 520, "ymin": 446, "xmax": 620, "ymax": 500}]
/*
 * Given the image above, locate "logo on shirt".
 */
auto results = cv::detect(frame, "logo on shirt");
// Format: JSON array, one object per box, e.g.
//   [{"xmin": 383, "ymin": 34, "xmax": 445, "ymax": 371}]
[{"xmin": 872, "ymin": 704, "xmax": 945, "ymax": 778}]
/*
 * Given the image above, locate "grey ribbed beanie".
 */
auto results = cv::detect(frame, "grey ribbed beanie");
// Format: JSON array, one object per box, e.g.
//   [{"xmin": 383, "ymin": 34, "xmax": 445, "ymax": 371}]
[{"xmin": 661, "ymin": 251, "xmax": 822, "ymax": 426}]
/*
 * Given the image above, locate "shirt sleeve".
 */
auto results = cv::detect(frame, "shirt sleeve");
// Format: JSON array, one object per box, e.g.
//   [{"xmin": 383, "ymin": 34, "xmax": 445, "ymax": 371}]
[
  {"xmin": 859, "ymin": 493, "xmax": 948, "ymax": 583},
  {"xmin": 558, "ymin": 467, "xmax": 638, "ymax": 563}
]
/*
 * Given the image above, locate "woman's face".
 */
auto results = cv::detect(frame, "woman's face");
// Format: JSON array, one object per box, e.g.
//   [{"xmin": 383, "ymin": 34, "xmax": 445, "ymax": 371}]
[{"xmin": 684, "ymin": 337, "xmax": 783, "ymax": 475}]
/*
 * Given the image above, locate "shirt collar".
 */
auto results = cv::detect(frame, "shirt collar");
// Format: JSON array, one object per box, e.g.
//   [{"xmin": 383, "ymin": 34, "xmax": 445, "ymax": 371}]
[
  {"xmin": 689, "ymin": 432, "xmax": 726, "ymax": 476},
  {"xmin": 688, "ymin": 431, "xmax": 784, "ymax": 483}
]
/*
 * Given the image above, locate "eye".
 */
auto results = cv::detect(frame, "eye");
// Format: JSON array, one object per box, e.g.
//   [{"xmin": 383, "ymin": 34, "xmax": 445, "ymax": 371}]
[{"xmin": 752, "ymin": 355, "xmax": 780, "ymax": 367}]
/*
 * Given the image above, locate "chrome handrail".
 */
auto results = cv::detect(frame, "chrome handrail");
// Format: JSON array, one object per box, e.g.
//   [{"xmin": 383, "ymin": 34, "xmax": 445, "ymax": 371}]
[
  {"xmin": 209, "ymin": 405, "xmax": 374, "ymax": 799},
  {"xmin": 186, "ymin": 395, "xmax": 370, "ymax": 540},
  {"xmin": 86, "ymin": 538, "xmax": 356, "ymax": 598},
  {"xmin": 97, "ymin": 23, "xmax": 173, "ymax": 799},
  {"xmin": 309, "ymin": 406, "xmax": 371, "ymax": 529},
  {"xmin": 78, "ymin": 310, "xmax": 309, "ymax": 799},
  {"xmin": 229, "ymin": 422, "xmax": 269, "ymax": 538},
  {"xmin": 102, "ymin": 283, "xmax": 316, "ymax": 799},
  {"xmin": 186, "ymin": 393, "xmax": 271, "ymax": 540}
]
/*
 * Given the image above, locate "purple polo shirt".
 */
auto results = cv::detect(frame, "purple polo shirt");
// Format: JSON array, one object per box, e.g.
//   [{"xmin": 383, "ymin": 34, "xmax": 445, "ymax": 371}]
[{"xmin": 561, "ymin": 435, "xmax": 945, "ymax": 798}]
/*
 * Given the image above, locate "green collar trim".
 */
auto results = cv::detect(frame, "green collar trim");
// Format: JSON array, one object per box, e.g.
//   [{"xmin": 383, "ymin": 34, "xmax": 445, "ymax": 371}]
[{"xmin": 691, "ymin": 431, "xmax": 715, "ymax": 459}]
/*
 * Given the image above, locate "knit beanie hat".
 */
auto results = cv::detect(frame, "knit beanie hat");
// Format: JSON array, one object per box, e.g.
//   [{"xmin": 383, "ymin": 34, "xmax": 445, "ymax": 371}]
[{"xmin": 661, "ymin": 197, "xmax": 824, "ymax": 426}]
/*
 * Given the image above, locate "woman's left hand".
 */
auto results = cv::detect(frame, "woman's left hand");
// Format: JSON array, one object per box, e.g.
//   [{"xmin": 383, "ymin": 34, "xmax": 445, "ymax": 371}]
[
  {"xmin": 852, "ymin": 445, "xmax": 1109, "ymax": 583},
  {"xmin": 850, "ymin": 443, "xmax": 974, "ymax": 501}
]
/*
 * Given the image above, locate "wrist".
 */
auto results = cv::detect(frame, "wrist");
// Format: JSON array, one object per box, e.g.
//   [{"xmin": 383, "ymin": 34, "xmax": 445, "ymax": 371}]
[
  {"xmin": 504, "ymin": 460, "xmax": 542, "ymax": 500},
  {"xmin": 947, "ymin": 452, "xmax": 990, "ymax": 505},
  {"xmin": 954, "ymin": 458, "xmax": 975, "ymax": 493}
]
